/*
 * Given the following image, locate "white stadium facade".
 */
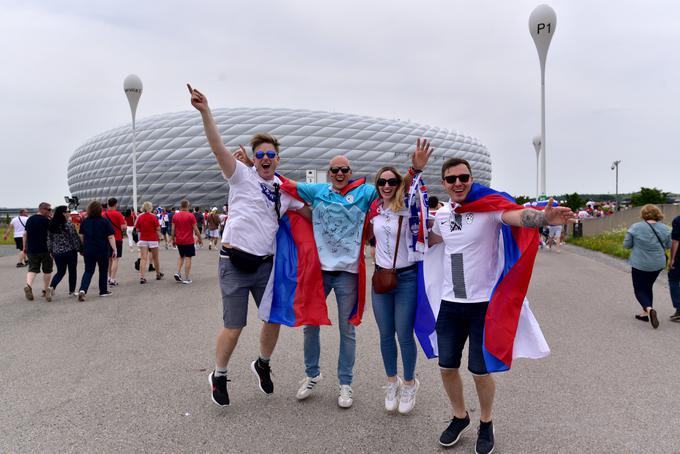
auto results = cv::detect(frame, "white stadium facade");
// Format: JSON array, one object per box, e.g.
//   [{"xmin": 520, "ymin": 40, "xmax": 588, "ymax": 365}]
[{"xmin": 67, "ymin": 108, "xmax": 491, "ymax": 209}]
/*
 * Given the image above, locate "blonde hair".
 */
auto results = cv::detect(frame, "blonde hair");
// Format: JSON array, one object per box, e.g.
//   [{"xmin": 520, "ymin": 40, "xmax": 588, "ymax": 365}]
[
  {"xmin": 640, "ymin": 204, "xmax": 663, "ymax": 221},
  {"xmin": 142, "ymin": 201, "xmax": 153, "ymax": 213},
  {"xmin": 374, "ymin": 166, "xmax": 405, "ymax": 212}
]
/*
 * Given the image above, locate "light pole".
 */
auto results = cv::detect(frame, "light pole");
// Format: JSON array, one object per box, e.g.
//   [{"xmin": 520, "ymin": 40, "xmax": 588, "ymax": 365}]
[
  {"xmin": 529, "ymin": 4, "xmax": 556, "ymax": 199},
  {"xmin": 532, "ymin": 136, "xmax": 542, "ymax": 201},
  {"xmin": 124, "ymin": 74, "xmax": 143, "ymax": 214},
  {"xmin": 611, "ymin": 160, "xmax": 621, "ymax": 211}
]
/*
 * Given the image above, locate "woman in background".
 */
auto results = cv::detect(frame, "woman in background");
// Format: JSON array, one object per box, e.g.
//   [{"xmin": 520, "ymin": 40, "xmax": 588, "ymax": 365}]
[
  {"xmin": 46, "ymin": 205, "xmax": 81, "ymax": 300},
  {"xmin": 78, "ymin": 201, "xmax": 116, "ymax": 301}
]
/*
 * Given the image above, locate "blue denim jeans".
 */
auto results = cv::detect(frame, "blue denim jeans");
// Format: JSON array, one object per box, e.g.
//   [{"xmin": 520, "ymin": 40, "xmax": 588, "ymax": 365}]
[
  {"xmin": 50, "ymin": 250, "xmax": 78, "ymax": 293},
  {"xmin": 371, "ymin": 267, "xmax": 418, "ymax": 381},
  {"xmin": 669, "ymin": 268, "xmax": 680, "ymax": 311},
  {"xmin": 79, "ymin": 254, "xmax": 109, "ymax": 295},
  {"xmin": 303, "ymin": 271, "xmax": 357, "ymax": 385}
]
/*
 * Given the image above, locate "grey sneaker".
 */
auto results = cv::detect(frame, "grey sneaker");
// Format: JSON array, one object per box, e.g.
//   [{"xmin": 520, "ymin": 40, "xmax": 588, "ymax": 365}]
[
  {"xmin": 24, "ymin": 285, "xmax": 34, "ymax": 301},
  {"xmin": 45, "ymin": 287, "xmax": 53, "ymax": 302},
  {"xmin": 338, "ymin": 384, "xmax": 353, "ymax": 408},
  {"xmin": 669, "ymin": 310, "xmax": 680, "ymax": 322}
]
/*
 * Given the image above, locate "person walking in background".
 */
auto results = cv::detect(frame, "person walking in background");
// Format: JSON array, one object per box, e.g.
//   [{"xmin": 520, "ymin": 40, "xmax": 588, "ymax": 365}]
[
  {"xmin": 171, "ymin": 199, "xmax": 203, "ymax": 284},
  {"xmin": 77, "ymin": 201, "xmax": 116, "ymax": 301},
  {"xmin": 4, "ymin": 208, "xmax": 29, "ymax": 267},
  {"xmin": 206, "ymin": 208, "xmax": 221, "ymax": 250},
  {"xmin": 367, "ymin": 157, "xmax": 430, "ymax": 415},
  {"xmin": 103, "ymin": 198, "xmax": 127, "ymax": 287},
  {"xmin": 668, "ymin": 214, "xmax": 680, "ymax": 322},
  {"xmin": 547, "ymin": 224, "xmax": 563, "ymax": 252},
  {"xmin": 624, "ymin": 204, "xmax": 672, "ymax": 329},
  {"xmin": 124, "ymin": 208, "xmax": 137, "ymax": 252},
  {"xmin": 47, "ymin": 206, "xmax": 81, "ymax": 300},
  {"xmin": 23, "ymin": 203, "xmax": 54, "ymax": 301},
  {"xmin": 193, "ymin": 207, "xmax": 204, "ymax": 248},
  {"xmin": 136, "ymin": 201, "xmax": 163, "ymax": 284}
]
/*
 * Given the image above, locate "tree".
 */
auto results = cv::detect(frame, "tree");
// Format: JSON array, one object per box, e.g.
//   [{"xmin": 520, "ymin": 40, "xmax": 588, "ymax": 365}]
[
  {"xmin": 514, "ymin": 195, "xmax": 532, "ymax": 205},
  {"xmin": 630, "ymin": 187, "xmax": 669, "ymax": 206},
  {"xmin": 563, "ymin": 192, "xmax": 583, "ymax": 212}
]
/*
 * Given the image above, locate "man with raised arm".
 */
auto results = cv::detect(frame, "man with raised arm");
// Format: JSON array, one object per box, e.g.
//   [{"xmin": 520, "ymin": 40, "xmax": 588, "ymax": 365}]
[
  {"xmin": 428, "ymin": 157, "xmax": 575, "ymax": 454},
  {"xmin": 188, "ymin": 84, "xmax": 311, "ymax": 407}
]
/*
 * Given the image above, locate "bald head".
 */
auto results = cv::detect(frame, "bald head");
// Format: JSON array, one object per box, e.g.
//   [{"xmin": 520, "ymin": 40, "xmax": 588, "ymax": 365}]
[{"xmin": 328, "ymin": 155, "xmax": 352, "ymax": 191}]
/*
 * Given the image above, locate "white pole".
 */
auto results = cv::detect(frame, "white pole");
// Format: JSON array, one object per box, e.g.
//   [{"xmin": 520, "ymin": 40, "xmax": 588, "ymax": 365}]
[
  {"xmin": 124, "ymin": 74, "xmax": 143, "ymax": 213},
  {"xmin": 529, "ymin": 5, "xmax": 556, "ymax": 198},
  {"xmin": 532, "ymin": 136, "xmax": 542, "ymax": 201}
]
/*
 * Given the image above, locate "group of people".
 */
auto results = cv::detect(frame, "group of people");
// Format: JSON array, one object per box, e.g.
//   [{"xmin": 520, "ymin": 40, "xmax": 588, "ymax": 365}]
[
  {"xmin": 189, "ymin": 84, "xmax": 575, "ymax": 453},
  {"xmin": 624, "ymin": 205, "xmax": 680, "ymax": 328}
]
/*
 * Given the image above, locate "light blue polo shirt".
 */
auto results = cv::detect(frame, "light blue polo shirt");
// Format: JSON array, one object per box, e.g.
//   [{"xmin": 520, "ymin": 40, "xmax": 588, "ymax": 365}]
[{"xmin": 297, "ymin": 182, "xmax": 378, "ymax": 273}]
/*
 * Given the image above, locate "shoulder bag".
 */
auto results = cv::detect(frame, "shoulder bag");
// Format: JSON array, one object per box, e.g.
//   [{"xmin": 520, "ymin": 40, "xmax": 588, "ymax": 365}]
[{"xmin": 372, "ymin": 216, "xmax": 403, "ymax": 294}]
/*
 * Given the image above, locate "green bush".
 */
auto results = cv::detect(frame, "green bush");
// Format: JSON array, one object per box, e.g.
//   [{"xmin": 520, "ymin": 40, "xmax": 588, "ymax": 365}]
[{"xmin": 566, "ymin": 228, "xmax": 631, "ymax": 260}]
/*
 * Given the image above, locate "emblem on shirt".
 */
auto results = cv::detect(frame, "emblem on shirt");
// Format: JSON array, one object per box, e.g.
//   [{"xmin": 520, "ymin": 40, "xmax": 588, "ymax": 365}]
[
  {"xmin": 465, "ymin": 213, "xmax": 474, "ymax": 224},
  {"xmin": 345, "ymin": 194, "xmax": 354, "ymax": 203},
  {"xmin": 259, "ymin": 183, "xmax": 277, "ymax": 204}
]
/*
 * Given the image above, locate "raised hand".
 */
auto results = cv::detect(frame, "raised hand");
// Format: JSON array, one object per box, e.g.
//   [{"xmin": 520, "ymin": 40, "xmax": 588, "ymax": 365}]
[
  {"xmin": 187, "ymin": 84, "xmax": 209, "ymax": 113},
  {"xmin": 411, "ymin": 138, "xmax": 434, "ymax": 171},
  {"xmin": 544, "ymin": 198, "xmax": 577, "ymax": 225},
  {"xmin": 234, "ymin": 145, "xmax": 254, "ymax": 167}
]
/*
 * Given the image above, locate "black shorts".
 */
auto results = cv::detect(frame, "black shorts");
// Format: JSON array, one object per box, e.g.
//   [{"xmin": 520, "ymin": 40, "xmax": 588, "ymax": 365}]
[
  {"xmin": 436, "ymin": 300, "xmax": 489, "ymax": 375},
  {"xmin": 177, "ymin": 244, "xmax": 196, "ymax": 258},
  {"xmin": 14, "ymin": 237, "xmax": 23, "ymax": 250},
  {"xmin": 161, "ymin": 227, "xmax": 168, "ymax": 235},
  {"xmin": 27, "ymin": 252, "xmax": 54, "ymax": 274},
  {"xmin": 109, "ymin": 240, "xmax": 123, "ymax": 258}
]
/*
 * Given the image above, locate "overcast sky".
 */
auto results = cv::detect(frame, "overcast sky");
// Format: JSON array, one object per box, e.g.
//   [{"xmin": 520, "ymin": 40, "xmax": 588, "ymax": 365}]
[{"xmin": 1, "ymin": 0, "xmax": 677, "ymax": 207}]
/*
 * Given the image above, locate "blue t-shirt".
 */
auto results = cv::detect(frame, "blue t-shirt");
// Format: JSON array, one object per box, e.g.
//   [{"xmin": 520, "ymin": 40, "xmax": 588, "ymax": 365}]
[
  {"xmin": 296, "ymin": 182, "xmax": 378, "ymax": 273},
  {"xmin": 80, "ymin": 216, "xmax": 115, "ymax": 256}
]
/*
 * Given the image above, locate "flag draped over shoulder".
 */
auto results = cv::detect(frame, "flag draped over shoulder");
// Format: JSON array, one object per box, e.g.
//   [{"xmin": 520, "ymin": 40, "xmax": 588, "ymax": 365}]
[
  {"xmin": 415, "ymin": 183, "xmax": 550, "ymax": 373},
  {"xmin": 260, "ymin": 176, "xmax": 370, "ymax": 327}
]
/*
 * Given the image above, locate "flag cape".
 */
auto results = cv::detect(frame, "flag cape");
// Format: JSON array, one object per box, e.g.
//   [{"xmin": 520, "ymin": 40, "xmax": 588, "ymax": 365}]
[
  {"xmin": 261, "ymin": 177, "xmax": 370, "ymax": 326},
  {"xmin": 415, "ymin": 183, "xmax": 550, "ymax": 372}
]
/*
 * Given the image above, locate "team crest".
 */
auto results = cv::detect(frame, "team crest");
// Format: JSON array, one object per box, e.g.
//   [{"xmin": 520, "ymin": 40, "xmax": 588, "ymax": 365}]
[
  {"xmin": 345, "ymin": 194, "xmax": 354, "ymax": 203},
  {"xmin": 465, "ymin": 213, "xmax": 474, "ymax": 224}
]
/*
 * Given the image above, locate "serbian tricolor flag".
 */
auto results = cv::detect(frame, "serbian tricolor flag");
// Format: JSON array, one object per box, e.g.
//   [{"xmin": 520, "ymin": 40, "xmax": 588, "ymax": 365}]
[{"xmin": 415, "ymin": 183, "xmax": 550, "ymax": 373}]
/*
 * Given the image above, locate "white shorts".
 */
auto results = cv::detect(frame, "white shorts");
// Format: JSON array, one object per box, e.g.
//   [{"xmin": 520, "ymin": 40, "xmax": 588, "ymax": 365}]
[
  {"xmin": 548, "ymin": 225, "xmax": 563, "ymax": 237},
  {"xmin": 138, "ymin": 240, "xmax": 159, "ymax": 249},
  {"xmin": 209, "ymin": 229, "xmax": 220, "ymax": 238}
]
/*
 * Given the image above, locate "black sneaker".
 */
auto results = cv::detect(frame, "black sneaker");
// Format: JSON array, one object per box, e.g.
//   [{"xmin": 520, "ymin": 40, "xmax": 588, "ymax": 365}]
[
  {"xmin": 475, "ymin": 421, "xmax": 495, "ymax": 454},
  {"xmin": 134, "ymin": 258, "xmax": 140, "ymax": 271},
  {"xmin": 148, "ymin": 264, "xmax": 155, "ymax": 272},
  {"xmin": 251, "ymin": 358, "xmax": 274, "ymax": 394},
  {"xmin": 439, "ymin": 412, "xmax": 470, "ymax": 447},
  {"xmin": 649, "ymin": 308, "xmax": 659, "ymax": 329},
  {"xmin": 208, "ymin": 371, "xmax": 230, "ymax": 407},
  {"xmin": 670, "ymin": 310, "xmax": 680, "ymax": 322}
]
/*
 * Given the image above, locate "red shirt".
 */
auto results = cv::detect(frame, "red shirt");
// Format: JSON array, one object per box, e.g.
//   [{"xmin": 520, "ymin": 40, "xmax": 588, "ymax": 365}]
[
  {"xmin": 136, "ymin": 212, "xmax": 160, "ymax": 241},
  {"xmin": 103, "ymin": 209, "xmax": 127, "ymax": 241},
  {"xmin": 172, "ymin": 211, "xmax": 197, "ymax": 245},
  {"xmin": 125, "ymin": 213, "xmax": 136, "ymax": 225}
]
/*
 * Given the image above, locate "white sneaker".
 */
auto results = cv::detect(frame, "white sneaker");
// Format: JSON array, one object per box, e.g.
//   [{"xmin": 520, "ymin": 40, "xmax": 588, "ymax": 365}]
[
  {"xmin": 338, "ymin": 384, "xmax": 353, "ymax": 408},
  {"xmin": 182, "ymin": 279, "xmax": 192, "ymax": 284},
  {"xmin": 296, "ymin": 374, "xmax": 322, "ymax": 400},
  {"xmin": 383, "ymin": 377, "xmax": 402, "ymax": 412},
  {"xmin": 398, "ymin": 378, "xmax": 420, "ymax": 414}
]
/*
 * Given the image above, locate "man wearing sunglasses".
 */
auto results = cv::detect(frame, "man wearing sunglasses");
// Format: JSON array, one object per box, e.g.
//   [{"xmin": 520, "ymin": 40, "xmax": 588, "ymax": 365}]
[
  {"xmin": 429, "ymin": 158, "xmax": 575, "ymax": 454},
  {"xmin": 289, "ymin": 145, "xmax": 432, "ymax": 409},
  {"xmin": 23, "ymin": 202, "xmax": 54, "ymax": 301},
  {"xmin": 188, "ymin": 84, "xmax": 311, "ymax": 407}
]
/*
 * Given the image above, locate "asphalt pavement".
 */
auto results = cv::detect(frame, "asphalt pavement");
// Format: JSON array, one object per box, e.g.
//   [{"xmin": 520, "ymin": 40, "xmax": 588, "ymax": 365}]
[{"xmin": 1, "ymin": 243, "xmax": 679, "ymax": 453}]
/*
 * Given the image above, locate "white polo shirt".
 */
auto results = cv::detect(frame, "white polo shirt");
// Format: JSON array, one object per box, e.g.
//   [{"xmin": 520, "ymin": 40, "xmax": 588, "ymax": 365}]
[
  {"xmin": 10, "ymin": 216, "xmax": 29, "ymax": 238},
  {"xmin": 431, "ymin": 201, "xmax": 505, "ymax": 303},
  {"xmin": 222, "ymin": 161, "xmax": 304, "ymax": 256}
]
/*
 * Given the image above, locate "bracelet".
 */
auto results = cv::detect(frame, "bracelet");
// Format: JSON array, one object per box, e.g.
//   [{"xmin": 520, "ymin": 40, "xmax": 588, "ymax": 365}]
[{"xmin": 408, "ymin": 167, "xmax": 422, "ymax": 176}]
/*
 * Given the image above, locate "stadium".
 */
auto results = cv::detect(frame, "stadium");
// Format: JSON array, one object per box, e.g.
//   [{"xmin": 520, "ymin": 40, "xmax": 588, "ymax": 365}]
[{"xmin": 67, "ymin": 108, "xmax": 491, "ymax": 209}]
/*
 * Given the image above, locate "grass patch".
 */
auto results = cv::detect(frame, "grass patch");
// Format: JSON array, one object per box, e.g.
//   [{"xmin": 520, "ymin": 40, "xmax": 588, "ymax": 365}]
[
  {"xmin": 0, "ymin": 227, "xmax": 16, "ymax": 245},
  {"xmin": 567, "ymin": 228, "xmax": 631, "ymax": 260}
]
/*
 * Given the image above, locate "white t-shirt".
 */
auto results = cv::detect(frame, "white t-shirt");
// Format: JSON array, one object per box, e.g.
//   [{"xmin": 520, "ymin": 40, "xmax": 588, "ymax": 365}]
[
  {"xmin": 10, "ymin": 216, "xmax": 29, "ymax": 238},
  {"xmin": 431, "ymin": 201, "xmax": 505, "ymax": 303},
  {"xmin": 222, "ymin": 161, "xmax": 304, "ymax": 256},
  {"xmin": 371, "ymin": 206, "xmax": 412, "ymax": 269}
]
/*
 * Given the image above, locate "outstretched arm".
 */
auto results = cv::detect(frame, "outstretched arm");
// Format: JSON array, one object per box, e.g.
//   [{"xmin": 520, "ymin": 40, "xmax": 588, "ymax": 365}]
[
  {"xmin": 502, "ymin": 198, "xmax": 576, "ymax": 228},
  {"xmin": 403, "ymin": 138, "xmax": 433, "ymax": 188},
  {"xmin": 187, "ymin": 84, "xmax": 237, "ymax": 178}
]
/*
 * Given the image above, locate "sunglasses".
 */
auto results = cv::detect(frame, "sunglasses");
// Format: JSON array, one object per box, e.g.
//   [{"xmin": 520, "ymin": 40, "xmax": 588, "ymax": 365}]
[
  {"xmin": 377, "ymin": 178, "xmax": 399, "ymax": 187},
  {"xmin": 443, "ymin": 174, "xmax": 471, "ymax": 184},
  {"xmin": 255, "ymin": 150, "xmax": 277, "ymax": 159},
  {"xmin": 329, "ymin": 167, "xmax": 351, "ymax": 174}
]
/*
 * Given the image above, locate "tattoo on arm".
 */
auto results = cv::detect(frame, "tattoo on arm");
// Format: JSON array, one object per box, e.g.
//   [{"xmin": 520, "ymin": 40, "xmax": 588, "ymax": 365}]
[{"xmin": 520, "ymin": 209, "xmax": 549, "ymax": 228}]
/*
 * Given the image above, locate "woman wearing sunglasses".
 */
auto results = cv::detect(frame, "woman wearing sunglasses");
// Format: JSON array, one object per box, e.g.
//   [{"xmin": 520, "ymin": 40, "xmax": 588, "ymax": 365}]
[{"xmin": 368, "ymin": 139, "xmax": 431, "ymax": 414}]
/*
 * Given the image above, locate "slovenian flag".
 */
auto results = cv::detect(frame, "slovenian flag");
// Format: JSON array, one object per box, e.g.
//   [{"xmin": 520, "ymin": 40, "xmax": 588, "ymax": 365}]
[{"xmin": 414, "ymin": 183, "xmax": 550, "ymax": 372}]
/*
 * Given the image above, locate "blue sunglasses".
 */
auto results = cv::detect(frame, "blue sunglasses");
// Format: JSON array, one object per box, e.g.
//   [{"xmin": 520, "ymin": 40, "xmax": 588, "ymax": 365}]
[{"xmin": 255, "ymin": 150, "xmax": 277, "ymax": 159}]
